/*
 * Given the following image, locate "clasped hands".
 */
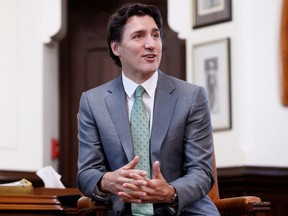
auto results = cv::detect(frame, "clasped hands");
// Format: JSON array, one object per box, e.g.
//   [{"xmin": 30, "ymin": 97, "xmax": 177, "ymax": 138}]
[{"xmin": 99, "ymin": 156, "xmax": 175, "ymax": 204}]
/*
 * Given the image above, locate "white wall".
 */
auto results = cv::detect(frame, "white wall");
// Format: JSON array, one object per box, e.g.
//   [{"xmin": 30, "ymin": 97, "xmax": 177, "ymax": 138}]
[
  {"xmin": 0, "ymin": 0, "xmax": 61, "ymax": 171},
  {"xmin": 0, "ymin": 0, "xmax": 287, "ymax": 172},
  {"xmin": 169, "ymin": 0, "xmax": 288, "ymax": 167}
]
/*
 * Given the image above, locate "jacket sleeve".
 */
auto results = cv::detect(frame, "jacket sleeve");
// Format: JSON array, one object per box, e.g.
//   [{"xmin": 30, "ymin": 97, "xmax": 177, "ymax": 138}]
[
  {"xmin": 77, "ymin": 92, "xmax": 109, "ymax": 199},
  {"xmin": 170, "ymin": 86, "xmax": 214, "ymax": 215}
]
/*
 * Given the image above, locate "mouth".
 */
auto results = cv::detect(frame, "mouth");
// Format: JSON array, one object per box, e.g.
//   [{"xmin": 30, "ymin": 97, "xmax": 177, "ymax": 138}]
[{"xmin": 143, "ymin": 54, "xmax": 156, "ymax": 59}]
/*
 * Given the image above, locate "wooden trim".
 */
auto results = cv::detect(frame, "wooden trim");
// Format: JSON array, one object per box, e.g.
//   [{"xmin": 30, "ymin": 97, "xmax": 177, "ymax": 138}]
[
  {"xmin": 218, "ymin": 166, "xmax": 288, "ymax": 195},
  {"xmin": 218, "ymin": 166, "xmax": 288, "ymax": 176},
  {"xmin": 217, "ymin": 166, "xmax": 288, "ymax": 216}
]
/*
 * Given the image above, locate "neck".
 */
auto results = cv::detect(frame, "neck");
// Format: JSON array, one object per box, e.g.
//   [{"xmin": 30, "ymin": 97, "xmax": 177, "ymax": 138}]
[{"xmin": 123, "ymin": 71, "xmax": 156, "ymax": 84}]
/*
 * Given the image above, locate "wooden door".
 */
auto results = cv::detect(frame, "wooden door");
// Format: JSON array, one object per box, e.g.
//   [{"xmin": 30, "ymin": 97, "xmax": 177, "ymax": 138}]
[{"xmin": 59, "ymin": 0, "xmax": 186, "ymax": 187}]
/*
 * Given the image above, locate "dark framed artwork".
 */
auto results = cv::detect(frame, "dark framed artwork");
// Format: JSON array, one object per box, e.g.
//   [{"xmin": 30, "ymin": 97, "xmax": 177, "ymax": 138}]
[
  {"xmin": 193, "ymin": 0, "xmax": 232, "ymax": 28},
  {"xmin": 193, "ymin": 38, "xmax": 232, "ymax": 131}
]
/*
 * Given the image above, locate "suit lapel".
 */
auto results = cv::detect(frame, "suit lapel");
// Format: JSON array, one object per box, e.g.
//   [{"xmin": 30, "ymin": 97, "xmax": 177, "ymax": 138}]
[
  {"xmin": 150, "ymin": 72, "xmax": 178, "ymax": 163},
  {"xmin": 105, "ymin": 76, "xmax": 134, "ymax": 162},
  {"xmin": 104, "ymin": 72, "xmax": 178, "ymax": 163}
]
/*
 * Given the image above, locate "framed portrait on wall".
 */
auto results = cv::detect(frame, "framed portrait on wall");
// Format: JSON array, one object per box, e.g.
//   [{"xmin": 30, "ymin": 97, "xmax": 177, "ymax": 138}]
[
  {"xmin": 193, "ymin": 38, "xmax": 232, "ymax": 131},
  {"xmin": 193, "ymin": 0, "xmax": 232, "ymax": 28}
]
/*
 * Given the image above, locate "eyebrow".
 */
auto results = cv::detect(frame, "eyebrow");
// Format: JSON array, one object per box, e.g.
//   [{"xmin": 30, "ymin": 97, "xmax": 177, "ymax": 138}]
[{"xmin": 132, "ymin": 27, "xmax": 160, "ymax": 35}]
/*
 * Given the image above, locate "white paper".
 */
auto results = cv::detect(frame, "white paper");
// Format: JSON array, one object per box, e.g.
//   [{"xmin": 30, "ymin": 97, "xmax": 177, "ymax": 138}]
[{"xmin": 36, "ymin": 166, "xmax": 65, "ymax": 188}]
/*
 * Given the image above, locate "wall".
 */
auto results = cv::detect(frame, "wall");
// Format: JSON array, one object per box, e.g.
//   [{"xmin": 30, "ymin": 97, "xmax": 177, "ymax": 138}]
[
  {"xmin": 168, "ymin": 0, "xmax": 288, "ymax": 167},
  {"xmin": 0, "ymin": 0, "xmax": 287, "ymax": 172},
  {"xmin": 0, "ymin": 0, "xmax": 62, "ymax": 171}
]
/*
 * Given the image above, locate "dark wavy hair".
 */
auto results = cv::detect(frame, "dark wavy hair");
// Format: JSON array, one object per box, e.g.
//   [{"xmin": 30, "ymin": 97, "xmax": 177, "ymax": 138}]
[{"xmin": 107, "ymin": 3, "xmax": 163, "ymax": 67}]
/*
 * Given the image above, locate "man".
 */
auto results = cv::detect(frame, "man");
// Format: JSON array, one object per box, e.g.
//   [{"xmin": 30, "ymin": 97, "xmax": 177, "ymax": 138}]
[{"xmin": 77, "ymin": 3, "xmax": 220, "ymax": 216}]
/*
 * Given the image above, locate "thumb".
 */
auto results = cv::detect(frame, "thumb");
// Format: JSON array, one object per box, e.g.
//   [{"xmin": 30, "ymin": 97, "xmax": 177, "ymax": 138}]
[
  {"xmin": 152, "ymin": 161, "xmax": 163, "ymax": 179},
  {"xmin": 123, "ymin": 156, "xmax": 139, "ymax": 170}
]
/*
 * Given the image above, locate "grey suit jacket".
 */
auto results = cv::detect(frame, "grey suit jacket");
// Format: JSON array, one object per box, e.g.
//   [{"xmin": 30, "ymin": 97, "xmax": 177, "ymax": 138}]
[{"xmin": 77, "ymin": 70, "xmax": 219, "ymax": 215}]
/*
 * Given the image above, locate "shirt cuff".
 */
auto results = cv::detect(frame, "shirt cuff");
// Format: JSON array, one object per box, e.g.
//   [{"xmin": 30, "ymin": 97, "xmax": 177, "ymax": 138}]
[{"xmin": 92, "ymin": 184, "xmax": 111, "ymax": 201}]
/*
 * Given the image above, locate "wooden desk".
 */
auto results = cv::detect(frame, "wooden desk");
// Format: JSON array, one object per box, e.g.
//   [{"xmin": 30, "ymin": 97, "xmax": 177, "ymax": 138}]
[
  {"xmin": 0, "ymin": 188, "xmax": 81, "ymax": 216},
  {"xmin": 0, "ymin": 194, "xmax": 64, "ymax": 216}
]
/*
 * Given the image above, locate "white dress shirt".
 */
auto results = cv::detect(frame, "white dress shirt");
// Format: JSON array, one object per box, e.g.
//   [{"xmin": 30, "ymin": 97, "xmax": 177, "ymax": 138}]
[{"xmin": 122, "ymin": 71, "xmax": 158, "ymax": 133}]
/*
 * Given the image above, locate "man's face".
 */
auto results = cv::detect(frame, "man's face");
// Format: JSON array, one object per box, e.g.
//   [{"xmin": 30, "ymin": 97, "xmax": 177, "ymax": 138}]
[{"xmin": 111, "ymin": 15, "xmax": 162, "ymax": 83}]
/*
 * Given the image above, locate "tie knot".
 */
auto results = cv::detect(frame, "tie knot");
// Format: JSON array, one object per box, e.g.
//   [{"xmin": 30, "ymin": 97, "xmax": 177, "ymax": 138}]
[{"xmin": 135, "ymin": 85, "xmax": 145, "ymax": 98}]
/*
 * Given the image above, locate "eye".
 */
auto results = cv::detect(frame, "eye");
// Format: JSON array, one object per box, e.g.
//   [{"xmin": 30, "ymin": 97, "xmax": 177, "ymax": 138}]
[
  {"xmin": 152, "ymin": 32, "xmax": 160, "ymax": 39},
  {"xmin": 133, "ymin": 33, "xmax": 144, "ymax": 39}
]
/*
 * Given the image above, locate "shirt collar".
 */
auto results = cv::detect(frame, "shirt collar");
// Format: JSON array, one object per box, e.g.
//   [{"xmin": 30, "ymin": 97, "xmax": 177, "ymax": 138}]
[{"xmin": 122, "ymin": 71, "xmax": 158, "ymax": 98}]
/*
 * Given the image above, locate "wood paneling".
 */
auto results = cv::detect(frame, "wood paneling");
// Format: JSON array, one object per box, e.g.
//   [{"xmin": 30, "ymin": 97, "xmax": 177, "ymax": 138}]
[{"xmin": 218, "ymin": 166, "xmax": 288, "ymax": 216}]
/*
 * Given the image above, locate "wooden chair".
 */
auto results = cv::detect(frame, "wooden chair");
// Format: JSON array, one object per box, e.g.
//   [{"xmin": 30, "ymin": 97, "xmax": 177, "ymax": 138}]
[
  {"xmin": 206, "ymin": 146, "xmax": 271, "ymax": 216},
  {"xmin": 77, "ymin": 145, "xmax": 271, "ymax": 216}
]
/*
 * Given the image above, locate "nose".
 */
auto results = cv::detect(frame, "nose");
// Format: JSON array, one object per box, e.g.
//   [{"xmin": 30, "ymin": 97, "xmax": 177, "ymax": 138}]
[{"xmin": 144, "ymin": 36, "xmax": 156, "ymax": 49}]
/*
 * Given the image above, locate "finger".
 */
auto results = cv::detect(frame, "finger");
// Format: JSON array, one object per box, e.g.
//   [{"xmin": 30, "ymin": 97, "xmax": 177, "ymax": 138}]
[
  {"xmin": 121, "ymin": 183, "xmax": 148, "ymax": 196},
  {"xmin": 129, "ymin": 171, "xmax": 147, "ymax": 180},
  {"xmin": 152, "ymin": 161, "xmax": 163, "ymax": 179},
  {"xmin": 119, "ymin": 191, "xmax": 144, "ymax": 204},
  {"xmin": 123, "ymin": 178, "xmax": 147, "ymax": 188},
  {"xmin": 123, "ymin": 181, "xmax": 148, "ymax": 192},
  {"xmin": 140, "ymin": 181, "xmax": 157, "ymax": 193},
  {"xmin": 123, "ymin": 156, "xmax": 139, "ymax": 170},
  {"xmin": 118, "ymin": 191, "xmax": 138, "ymax": 200},
  {"xmin": 118, "ymin": 191, "xmax": 146, "ymax": 202},
  {"xmin": 122, "ymin": 197, "xmax": 142, "ymax": 203}
]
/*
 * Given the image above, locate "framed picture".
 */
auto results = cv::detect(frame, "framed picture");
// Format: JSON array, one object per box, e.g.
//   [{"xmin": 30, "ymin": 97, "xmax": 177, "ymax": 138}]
[
  {"xmin": 193, "ymin": 0, "xmax": 232, "ymax": 28},
  {"xmin": 193, "ymin": 38, "xmax": 231, "ymax": 131}
]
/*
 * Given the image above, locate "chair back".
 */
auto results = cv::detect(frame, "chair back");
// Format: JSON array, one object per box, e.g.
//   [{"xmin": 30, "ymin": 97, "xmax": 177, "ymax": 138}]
[{"xmin": 208, "ymin": 143, "xmax": 220, "ymax": 202}]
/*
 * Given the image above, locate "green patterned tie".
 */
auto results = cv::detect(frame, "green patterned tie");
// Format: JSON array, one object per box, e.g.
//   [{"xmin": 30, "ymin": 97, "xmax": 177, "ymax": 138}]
[{"xmin": 130, "ymin": 85, "xmax": 154, "ymax": 216}]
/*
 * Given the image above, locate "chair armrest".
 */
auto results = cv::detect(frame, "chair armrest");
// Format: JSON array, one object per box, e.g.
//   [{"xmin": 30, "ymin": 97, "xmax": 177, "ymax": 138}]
[
  {"xmin": 214, "ymin": 196, "xmax": 271, "ymax": 216},
  {"xmin": 77, "ymin": 196, "xmax": 112, "ymax": 216}
]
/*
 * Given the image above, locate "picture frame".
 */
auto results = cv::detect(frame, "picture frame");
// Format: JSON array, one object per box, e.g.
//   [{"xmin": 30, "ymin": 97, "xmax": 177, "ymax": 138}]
[
  {"xmin": 193, "ymin": 38, "xmax": 232, "ymax": 131},
  {"xmin": 280, "ymin": 0, "xmax": 288, "ymax": 106},
  {"xmin": 193, "ymin": 0, "xmax": 232, "ymax": 28}
]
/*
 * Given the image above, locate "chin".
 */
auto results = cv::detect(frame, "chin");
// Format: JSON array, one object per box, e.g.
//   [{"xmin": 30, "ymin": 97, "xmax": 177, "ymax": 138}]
[{"xmin": 145, "ymin": 65, "xmax": 159, "ymax": 73}]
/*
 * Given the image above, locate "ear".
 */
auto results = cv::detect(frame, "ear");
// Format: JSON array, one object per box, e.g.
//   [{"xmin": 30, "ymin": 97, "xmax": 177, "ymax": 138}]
[{"xmin": 111, "ymin": 41, "xmax": 121, "ymax": 57}]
